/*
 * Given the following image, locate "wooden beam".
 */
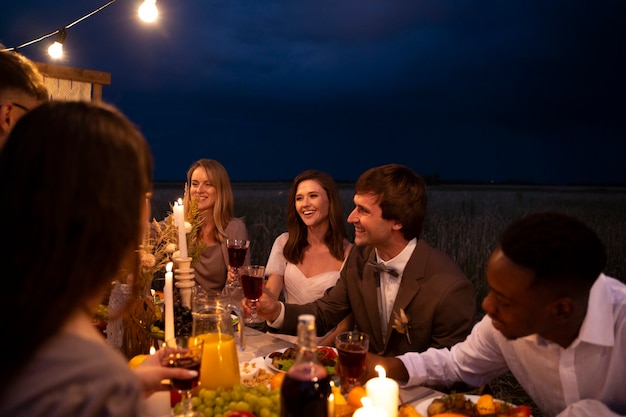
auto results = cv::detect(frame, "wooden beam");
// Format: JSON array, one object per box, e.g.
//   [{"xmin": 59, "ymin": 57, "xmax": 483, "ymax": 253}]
[{"xmin": 34, "ymin": 62, "xmax": 111, "ymax": 85}]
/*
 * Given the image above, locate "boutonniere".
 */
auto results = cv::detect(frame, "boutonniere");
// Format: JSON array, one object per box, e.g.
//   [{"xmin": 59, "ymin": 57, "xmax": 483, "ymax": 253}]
[{"xmin": 392, "ymin": 308, "xmax": 412, "ymax": 344}]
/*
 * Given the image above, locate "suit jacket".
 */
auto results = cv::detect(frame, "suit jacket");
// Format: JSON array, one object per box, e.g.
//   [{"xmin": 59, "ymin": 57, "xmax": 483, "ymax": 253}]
[{"xmin": 280, "ymin": 239, "xmax": 476, "ymax": 356}]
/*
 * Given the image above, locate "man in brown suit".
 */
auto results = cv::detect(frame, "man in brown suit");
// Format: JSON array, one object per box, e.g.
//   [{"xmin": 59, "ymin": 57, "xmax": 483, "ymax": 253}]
[{"xmin": 247, "ymin": 164, "xmax": 476, "ymax": 356}]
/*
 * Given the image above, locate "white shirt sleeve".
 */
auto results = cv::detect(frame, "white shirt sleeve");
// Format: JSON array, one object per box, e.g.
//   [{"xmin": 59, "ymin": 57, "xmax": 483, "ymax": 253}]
[
  {"xmin": 556, "ymin": 400, "xmax": 624, "ymax": 417},
  {"xmin": 267, "ymin": 302, "xmax": 285, "ymax": 329}
]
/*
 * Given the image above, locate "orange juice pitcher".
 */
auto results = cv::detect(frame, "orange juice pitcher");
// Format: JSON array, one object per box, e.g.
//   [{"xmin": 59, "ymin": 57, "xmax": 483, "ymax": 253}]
[{"xmin": 191, "ymin": 288, "xmax": 243, "ymax": 390}]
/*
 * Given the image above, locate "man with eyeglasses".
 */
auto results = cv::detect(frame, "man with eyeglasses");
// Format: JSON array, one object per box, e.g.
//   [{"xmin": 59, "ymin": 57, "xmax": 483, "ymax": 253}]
[{"xmin": 0, "ymin": 48, "xmax": 50, "ymax": 148}]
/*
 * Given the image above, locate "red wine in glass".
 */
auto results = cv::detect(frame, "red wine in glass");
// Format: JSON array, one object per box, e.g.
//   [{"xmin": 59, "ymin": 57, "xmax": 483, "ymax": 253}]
[
  {"xmin": 336, "ymin": 342, "xmax": 366, "ymax": 380},
  {"xmin": 167, "ymin": 356, "xmax": 201, "ymax": 390},
  {"xmin": 227, "ymin": 246, "xmax": 247, "ymax": 269},
  {"xmin": 241, "ymin": 274, "xmax": 263, "ymax": 300}
]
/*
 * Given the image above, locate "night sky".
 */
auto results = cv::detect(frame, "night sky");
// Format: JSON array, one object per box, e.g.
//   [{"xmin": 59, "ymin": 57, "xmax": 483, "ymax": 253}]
[{"xmin": 2, "ymin": 0, "xmax": 625, "ymax": 184}]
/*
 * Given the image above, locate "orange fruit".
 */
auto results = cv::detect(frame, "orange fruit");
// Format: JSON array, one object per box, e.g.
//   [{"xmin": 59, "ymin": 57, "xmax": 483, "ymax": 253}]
[
  {"xmin": 128, "ymin": 354, "xmax": 149, "ymax": 370},
  {"xmin": 476, "ymin": 394, "xmax": 496, "ymax": 415},
  {"xmin": 347, "ymin": 386, "xmax": 367, "ymax": 408},
  {"xmin": 270, "ymin": 372, "xmax": 286, "ymax": 390}
]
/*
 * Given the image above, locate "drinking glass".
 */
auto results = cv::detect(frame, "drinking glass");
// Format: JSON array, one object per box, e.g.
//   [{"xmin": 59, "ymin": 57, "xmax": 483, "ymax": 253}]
[
  {"xmin": 163, "ymin": 336, "xmax": 204, "ymax": 417},
  {"xmin": 335, "ymin": 330, "xmax": 369, "ymax": 394},
  {"xmin": 225, "ymin": 238, "xmax": 250, "ymax": 290},
  {"xmin": 240, "ymin": 264, "xmax": 265, "ymax": 324}
]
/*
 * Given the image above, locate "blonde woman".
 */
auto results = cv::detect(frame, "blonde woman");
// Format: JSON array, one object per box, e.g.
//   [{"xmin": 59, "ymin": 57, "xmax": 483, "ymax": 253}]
[{"xmin": 183, "ymin": 159, "xmax": 249, "ymax": 292}]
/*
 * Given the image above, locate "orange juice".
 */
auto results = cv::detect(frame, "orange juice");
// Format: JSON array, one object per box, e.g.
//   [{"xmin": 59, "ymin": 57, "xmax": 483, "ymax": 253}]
[{"xmin": 196, "ymin": 333, "xmax": 240, "ymax": 390}]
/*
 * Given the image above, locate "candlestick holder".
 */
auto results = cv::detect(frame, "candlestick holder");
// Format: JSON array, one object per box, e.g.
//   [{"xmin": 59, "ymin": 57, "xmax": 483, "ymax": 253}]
[{"xmin": 174, "ymin": 257, "xmax": 195, "ymax": 308}]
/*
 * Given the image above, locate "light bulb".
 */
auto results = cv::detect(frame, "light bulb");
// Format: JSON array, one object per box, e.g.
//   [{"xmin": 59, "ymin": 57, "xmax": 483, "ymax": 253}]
[
  {"xmin": 48, "ymin": 41, "xmax": 63, "ymax": 59},
  {"xmin": 138, "ymin": 0, "xmax": 158, "ymax": 23}
]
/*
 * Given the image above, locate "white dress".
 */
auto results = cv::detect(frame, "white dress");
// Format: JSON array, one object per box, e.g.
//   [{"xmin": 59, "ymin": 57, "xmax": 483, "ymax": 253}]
[{"xmin": 266, "ymin": 232, "xmax": 346, "ymax": 343}]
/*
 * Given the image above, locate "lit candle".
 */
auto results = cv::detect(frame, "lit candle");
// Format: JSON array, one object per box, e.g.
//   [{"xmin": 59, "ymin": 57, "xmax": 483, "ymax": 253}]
[
  {"xmin": 365, "ymin": 365, "xmax": 399, "ymax": 417},
  {"xmin": 144, "ymin": 346, "xmax": 172, "ymax": 416},
  {"xmin": 352, "ymin": 397, "xmax": 389, "ymax": 417},
  {"xmin": 164, "ymin": 262, "xmax": 175, "ymax": 344},
  {"xmin": 173, "ymin": 198, "xmax": 188, "ymax": 259}
]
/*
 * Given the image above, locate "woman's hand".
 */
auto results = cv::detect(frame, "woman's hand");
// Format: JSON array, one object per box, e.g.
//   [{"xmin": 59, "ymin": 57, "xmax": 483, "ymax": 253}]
[{"xmin": 134, "ymin": 348, "xmax": 199, "ymax": 397}]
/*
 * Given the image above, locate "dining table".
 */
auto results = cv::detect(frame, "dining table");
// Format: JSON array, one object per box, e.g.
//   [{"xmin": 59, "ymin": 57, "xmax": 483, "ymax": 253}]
[
  {"xmin": 144, "ymin": 325, "xmax": 443, "ymax": 416},
  {"xmin": 238, "ymin": 326, "xmax": 441, "ymax": 405}
]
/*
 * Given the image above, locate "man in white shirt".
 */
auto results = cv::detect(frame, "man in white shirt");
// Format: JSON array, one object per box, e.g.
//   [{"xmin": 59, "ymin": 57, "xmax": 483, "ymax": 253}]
[{"xmin": 365, "ymin": 212, "xmax": 626, "ymax": 417}]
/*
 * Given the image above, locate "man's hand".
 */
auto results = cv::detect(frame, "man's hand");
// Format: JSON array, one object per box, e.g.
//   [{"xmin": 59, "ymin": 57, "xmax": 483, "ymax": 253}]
[
  {"xmin": 363, "ymin": 352, "xmax": 410, "ymax": 384},
  {"xmin": 241, "ymin": 292, "xmax": 281, "ymax": 323}
]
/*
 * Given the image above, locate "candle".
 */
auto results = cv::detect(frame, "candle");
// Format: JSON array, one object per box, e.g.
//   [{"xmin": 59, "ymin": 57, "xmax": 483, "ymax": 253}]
[
  {"xmin": 365, "ymin": 365, "xmax": 399, "ymax": 417},
  {"xmin": 173, "ymin": 198, "xmax": 188, "ymax": 259},
  {"xmin": 164, "ymin": 262, "xmax": 175, "ymax": 344},
  {"xmin": 352, "ymin": 397, "xmax": 389, "ymax": 417}
]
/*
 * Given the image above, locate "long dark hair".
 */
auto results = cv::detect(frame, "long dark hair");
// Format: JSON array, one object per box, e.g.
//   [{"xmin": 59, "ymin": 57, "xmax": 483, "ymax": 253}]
[
  {"xmin": 0, "ymin": 101, "xmax": 153, "ymax": 392},
  {"xmin": 283, "ymin": 169, "xmax": 347, "ymax": 264}
]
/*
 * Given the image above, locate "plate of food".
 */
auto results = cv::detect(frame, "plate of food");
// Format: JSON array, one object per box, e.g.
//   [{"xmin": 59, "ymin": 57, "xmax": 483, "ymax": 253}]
[
  {"xmin": 239, "ymin": 356, "xmax": 274, "ymax": 388},
  {"xmin": 414, "ymin": 393, "xmax": 532, "ymax": 417},
  {"xmin": 264, "ymin": 346, "xmax": 338, "ymax": 374}
]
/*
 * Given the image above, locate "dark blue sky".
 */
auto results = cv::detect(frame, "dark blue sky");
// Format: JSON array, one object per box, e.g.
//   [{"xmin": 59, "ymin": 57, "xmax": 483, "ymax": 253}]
[{"xmin": 2, "ymin": 0, "xmax": 625, "ymax": 184}]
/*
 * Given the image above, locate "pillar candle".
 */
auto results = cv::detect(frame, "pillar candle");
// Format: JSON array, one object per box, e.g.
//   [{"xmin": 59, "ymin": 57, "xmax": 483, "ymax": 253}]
[
  {"xmin": 365, "ymin": 365, "xmax": 399, "ymax": 417},
  {"xmin": 164, "ymin": 262, "xmax": 175, "ymax": 344},
  {"xmin": 173, "ymin": 199, "xmax": 188, "ymax": 259},
  {"xmin": 143, "ymin": 347, "xmax": 172, "ymax": 416},
  {"xmin": 352, "ymin": 397, "xmax": 389, "ymax": 417}
]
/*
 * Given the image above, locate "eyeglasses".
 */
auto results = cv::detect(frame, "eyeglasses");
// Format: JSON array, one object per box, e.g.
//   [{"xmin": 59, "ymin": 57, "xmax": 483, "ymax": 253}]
[{"xmin": 1, "ymin": 102, "xmax": 30, "ymax": 112}]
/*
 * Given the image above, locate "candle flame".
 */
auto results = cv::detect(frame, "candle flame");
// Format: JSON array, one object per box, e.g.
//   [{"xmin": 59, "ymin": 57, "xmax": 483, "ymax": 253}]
[
  {"xmin": 375, "ymin": 364, "xmax": 386, "ymax": 379},
  {"xmin": 166, "ymin": 262, "xmax": 173, "ymax": 272},
  {"xmin": 150, "ymin": 346, "xmax": 156, "ymax": 355}
]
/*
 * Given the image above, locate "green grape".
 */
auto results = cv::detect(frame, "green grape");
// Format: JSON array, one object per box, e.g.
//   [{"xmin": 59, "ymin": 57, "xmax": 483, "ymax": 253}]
[
  {"xmin": 191, "ymin": 382, "xmax": 280, "ymax": 417},
  {"xmin": 221, "ymin": 391, "xmax": 232, "ymax": 403}
]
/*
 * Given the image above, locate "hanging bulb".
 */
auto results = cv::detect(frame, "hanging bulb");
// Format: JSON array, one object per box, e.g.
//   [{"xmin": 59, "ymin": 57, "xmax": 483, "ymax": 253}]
[
  {"xmin": 48, "ymin": 29, "xmax": 66, "ymax": 59},
  {"xmin": 138, "ymin": 0, "xmax": 158, "ymax": 23}
]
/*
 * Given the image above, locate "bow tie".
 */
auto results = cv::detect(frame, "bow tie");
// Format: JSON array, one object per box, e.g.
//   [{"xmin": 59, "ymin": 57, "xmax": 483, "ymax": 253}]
[{"xmin": 367, "ymin": 259, "xmax": 399, "ymax": 278}]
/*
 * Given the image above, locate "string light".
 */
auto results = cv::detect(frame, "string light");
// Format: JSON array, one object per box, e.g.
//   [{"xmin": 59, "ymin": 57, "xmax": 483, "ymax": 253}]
[
  {"xmin": 139, "ymin": 0, "xmax": 159, "ymax": 23},
  {"xmin": 1, "ymin": 0, "xmax": 159, "ymax": 59},
  {"xmin": 47, "ymin": 29, "xmax": 66, "ymax": 59}
]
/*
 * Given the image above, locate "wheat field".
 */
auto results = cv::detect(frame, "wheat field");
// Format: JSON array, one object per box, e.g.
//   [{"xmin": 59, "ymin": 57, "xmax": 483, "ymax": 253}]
[{"xmin": 152, "ymin": 182, "xmax": 626, "ymax": 417}]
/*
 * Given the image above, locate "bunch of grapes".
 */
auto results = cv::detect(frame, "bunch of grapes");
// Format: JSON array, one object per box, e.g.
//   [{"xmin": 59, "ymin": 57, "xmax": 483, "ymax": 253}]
[
  {"xmin": 175, "ymin": 384, "xmax": 280, "ymax": 417},
  {"xmin": 150, "ymin": 294, "xmax": 193, "ymax": 337},
  {"xmin": 174, "ymin": 297, "xmax": 193, "ymax": 336}
]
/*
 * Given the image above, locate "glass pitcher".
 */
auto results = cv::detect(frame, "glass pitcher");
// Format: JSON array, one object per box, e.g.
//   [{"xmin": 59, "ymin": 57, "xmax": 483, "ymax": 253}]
[{"xmin": 191, "ymin": 287, "xmax": 244, "ymax": 390}]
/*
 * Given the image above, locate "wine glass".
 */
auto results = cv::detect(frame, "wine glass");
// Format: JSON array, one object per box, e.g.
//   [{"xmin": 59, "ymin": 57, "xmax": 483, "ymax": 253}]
[
  {"xmin": 163, "ymin": 336, "xmax": 204, "ymax": 417},
  {"xmin": 240, "ymin": 264, "xmax": 265, "ymax": 324},
  {"xmin": 335, "ymin": 330, "xmax": 369, "ymax": 394},
  {"xmin": 225, "ymin": 238, "xmax": 250, "ymax": 290}
]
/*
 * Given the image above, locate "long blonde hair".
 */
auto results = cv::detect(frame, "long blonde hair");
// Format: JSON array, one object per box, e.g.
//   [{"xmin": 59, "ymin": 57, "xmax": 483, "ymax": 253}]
[{"xmin": 183, "ymin": 158, "xmax": 235, "ymax": 243}]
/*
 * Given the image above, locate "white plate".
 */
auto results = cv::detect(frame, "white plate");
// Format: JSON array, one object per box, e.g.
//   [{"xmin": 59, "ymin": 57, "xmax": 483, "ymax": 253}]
[
  {"xmin": 414, "ymin": 394, "xmax": 531, "ymax": 416},
  {"xmin": 264, "ymin": 346, "xmax": 337, "ymax": 373}
]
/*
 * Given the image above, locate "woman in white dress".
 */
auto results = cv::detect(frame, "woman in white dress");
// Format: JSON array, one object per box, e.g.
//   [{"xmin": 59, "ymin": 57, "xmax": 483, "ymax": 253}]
[{"xmin": 264, "ymin": 170, "xmax": 353, "ymax": 346}]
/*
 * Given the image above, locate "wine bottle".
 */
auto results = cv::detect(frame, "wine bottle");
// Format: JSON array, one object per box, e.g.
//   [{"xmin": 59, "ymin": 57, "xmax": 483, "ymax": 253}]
[{"xmin": 280, "ymin": 314, "xmax": 332, "ymax": 417}]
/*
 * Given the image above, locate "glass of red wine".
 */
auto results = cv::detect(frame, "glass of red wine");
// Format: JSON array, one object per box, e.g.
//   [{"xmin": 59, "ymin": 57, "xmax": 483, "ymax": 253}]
[
  {"xmin": 163, "ymin": 336, "xmax": 204, "ymax": 417},
  {"xmin": 240, "ymin": 264, "xmax": 265, "ymax": 324},
  {"xmin": 225, "ymin": 238, "xmax": 250, "ymax": 290},
  {"xmin": 335, "ymin": 330, "xmax": 369, "ymax": 394}
]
